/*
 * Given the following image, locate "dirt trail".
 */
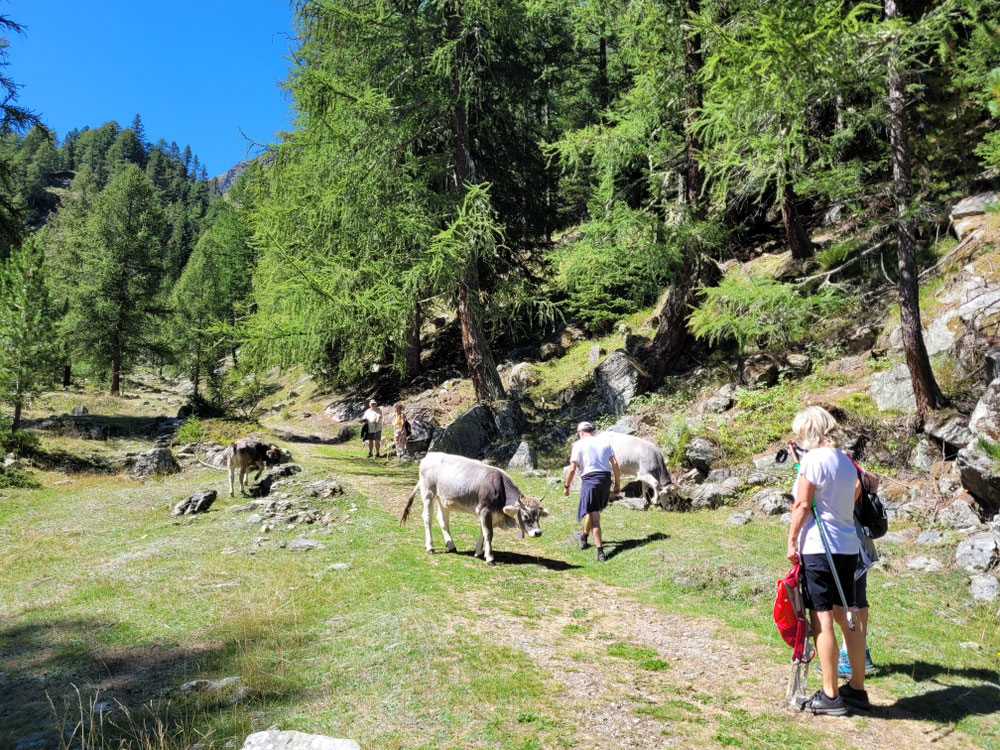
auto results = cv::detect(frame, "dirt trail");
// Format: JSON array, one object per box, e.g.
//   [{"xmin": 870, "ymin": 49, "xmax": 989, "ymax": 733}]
[{"xmin": 323, "ymin": 451, "xmax": 978, "ymax": 750}]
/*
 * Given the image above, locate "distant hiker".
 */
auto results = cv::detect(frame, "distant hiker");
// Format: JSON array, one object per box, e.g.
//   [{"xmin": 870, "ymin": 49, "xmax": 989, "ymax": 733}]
[
  {"xmin": 393, "ymin": 403, "xmax": 410, "ymax": 458},
  {"xmin": 564, "ymin": 421, "xmax": 620, "ymax": 562},
  {"xmin": 362, "ymin": 399, "xmax": 384, "ymax": 458},
  {"xmin": 786, "ymin": 406, "xmax": 869, "ymax": 715}
]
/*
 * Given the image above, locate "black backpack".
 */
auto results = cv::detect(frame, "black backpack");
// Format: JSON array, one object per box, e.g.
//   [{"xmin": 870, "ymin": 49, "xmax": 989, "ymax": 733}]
[{"xmin": 853, "ymin": 464, "xmax": 888, "ymax": 539}]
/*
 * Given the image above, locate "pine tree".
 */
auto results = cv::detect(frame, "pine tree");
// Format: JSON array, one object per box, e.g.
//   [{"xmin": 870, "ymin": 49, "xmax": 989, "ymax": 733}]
[
  {"xmin": 130, "ymin": 113, "xmax": 146, "ymax": 146},
  {"xmin": 0, "ymin": 235, "xmax": 58, "ymax": 429},
  {"xmin": 66, "ymin": 164, "xmax": 165, "ymax": 394}
]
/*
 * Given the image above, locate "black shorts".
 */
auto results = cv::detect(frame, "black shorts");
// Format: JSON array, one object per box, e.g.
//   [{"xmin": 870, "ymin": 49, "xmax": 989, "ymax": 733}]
[
  {"xmin": 802, "ymin": 553, "xmax": 857, "ymax": 612},
  {"xmin": 855, "ymin": 568, "xmax": 868, "ymax": 609}
]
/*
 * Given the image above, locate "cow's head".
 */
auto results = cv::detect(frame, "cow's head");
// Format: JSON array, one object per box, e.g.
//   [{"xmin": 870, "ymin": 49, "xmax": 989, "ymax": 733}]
[
  {"xmin": 504, "ymin": 497, "xmax": 549, "ymax": 539},
  {"xmin": 265, "ymin": 444, "xmax": 284, "ymax": 464},
  {"xmin": 655, "ymin": 483, "xmax": 680, "ymax": 510}
]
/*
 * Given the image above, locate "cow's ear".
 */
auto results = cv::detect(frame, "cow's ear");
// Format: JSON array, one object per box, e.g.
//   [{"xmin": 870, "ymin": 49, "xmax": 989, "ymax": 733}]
[
  {"xmin": 502, "ymin": 503, "xmax": 520, "ymax": 518},
  {"xmin": 539, "ymin": 507, "xmax": 549, "ymax": 517}
]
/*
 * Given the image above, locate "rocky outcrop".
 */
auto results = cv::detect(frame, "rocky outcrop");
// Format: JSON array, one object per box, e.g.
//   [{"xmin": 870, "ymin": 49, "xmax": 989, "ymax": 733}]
[
  {"xmin": 540, "ymin": 342, "xmax": 565, "ymax": 361},
  {"xmin": 754, "ymin": 488, "xmax": 792, "ymax": 516},
  {"xmin": 955, "ymin": 532, "xmax": 999, "ymax": 573},
  {"xmin": 508, "ymin": 362, "xmax": 537, "ymax": 390},
  {"xmin": 685, "ymin": 438, "xmax": 718, "ymax": 474},
  {"xmin": 429, "ymin": 401, "xmax": 524, "ymax": 459},
  {"xmin": 924, "ymin": 412, "xmax": 973, "ymax": 452},
  {"xmin": 325, "ymin": 400, "xmax": 366, "ymax": 422},
  {"xmin": 870, "ymin": 363, "xmax": 916, "ymax": 412},
  {"xmin": 951, "ymin": 190, "xmax": 999, "ymax": 238},
  {"xmin": 593, "ymin": 350, "xmax": 650, "ymax": 414}
]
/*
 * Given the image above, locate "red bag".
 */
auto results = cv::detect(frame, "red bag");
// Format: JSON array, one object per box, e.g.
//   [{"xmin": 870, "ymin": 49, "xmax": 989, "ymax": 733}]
[{"xmin": 773, "ymin": 563, "xmax": 811, "ymax": 663}]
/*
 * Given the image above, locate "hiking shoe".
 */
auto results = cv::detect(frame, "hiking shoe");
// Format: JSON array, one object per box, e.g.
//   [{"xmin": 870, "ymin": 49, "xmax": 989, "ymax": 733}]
[
  {"xmin": 572, "ymin": 531, "xmax": 589, "ymax": 550},
  {"xmin": 864, "ymin": 647, "xmax": 875, "ymax": 675},
  {"xmin": 838, "ymin": 684, "xmax": 872, "ymax": 711},
  {"xmin": 596, "ymin": 547, "xmax": 606, "ymax": 562},
  {"xmin": 802, "ymin": 689, "xmax": 848, "ymax": 716},
  {"xmin": 816, "ymin": 650, "xmax": 852, "ymax": 678}
]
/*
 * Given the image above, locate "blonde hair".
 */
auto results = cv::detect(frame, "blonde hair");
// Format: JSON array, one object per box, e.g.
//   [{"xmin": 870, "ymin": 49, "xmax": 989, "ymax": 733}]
[{"xmin": 792, "ymin": 406, "xmax": 840, "ymax": 450}]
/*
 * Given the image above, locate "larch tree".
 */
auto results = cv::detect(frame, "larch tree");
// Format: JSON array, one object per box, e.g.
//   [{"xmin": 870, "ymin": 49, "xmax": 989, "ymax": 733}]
[
  {"xmin": 67, "ymin": 164, "xmax": 166, "ymax": 395},
  {"xmin": 0, "ymin": 235, "xmax": 58, "ymax": 429},
  {"xmin": 885, "ymin": 0, "xmax": 939, "ymax": 419}
]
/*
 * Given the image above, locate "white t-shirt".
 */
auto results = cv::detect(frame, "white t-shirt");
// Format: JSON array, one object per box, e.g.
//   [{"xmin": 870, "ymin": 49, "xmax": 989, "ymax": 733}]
[
  {"xmin": 363, "ymin": 408, "xmax": 383, "ymax": 431},
  {"xmin": 795, "ymin": 447, "xmax": 859, "ymax": 555},
  {"xmin": 571, "ymin": 434, "xmax": 615, "ymax": 475}
]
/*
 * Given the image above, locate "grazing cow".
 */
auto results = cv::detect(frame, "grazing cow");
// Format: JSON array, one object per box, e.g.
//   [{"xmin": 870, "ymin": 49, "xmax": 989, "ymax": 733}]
[
  {"xmin": 401, "ymin": 452, "xmax": 548, "ymax": 565},
  {"xmin": 600, "ymin": 432, "xmax": 676, "ymax": 508},
  {"xmin": 222, "ymin": 439, "xmax": 283, "ymax": 496}
]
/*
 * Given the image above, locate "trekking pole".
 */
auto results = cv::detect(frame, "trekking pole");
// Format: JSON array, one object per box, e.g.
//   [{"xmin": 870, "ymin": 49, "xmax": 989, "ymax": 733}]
[{"xmin": 785, "ymin": 442, "xmax": 855, "ymax": 632}]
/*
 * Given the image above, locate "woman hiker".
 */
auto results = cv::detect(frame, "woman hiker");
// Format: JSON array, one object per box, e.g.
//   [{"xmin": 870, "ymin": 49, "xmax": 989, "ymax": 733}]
[
  {"xmin": 564, "ymin": 422, "xmax": 620, "ymax": 563},
  {"xmin": 393, "ymin": 403, "xmax": 409, "ymax": 458},
  {"xmin": 786, "ymin": 406, "xmax": 870, "ymax": 715}
]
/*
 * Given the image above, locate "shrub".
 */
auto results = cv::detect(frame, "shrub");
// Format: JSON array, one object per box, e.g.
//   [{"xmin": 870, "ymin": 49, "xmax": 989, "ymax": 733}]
[
  {"xmin": 689, "ymin": 271, "xmax": 847, "ymax": 354},
  {"xmin": 0, "ymin": 466, "xmax": 41, "ymax": 489}
]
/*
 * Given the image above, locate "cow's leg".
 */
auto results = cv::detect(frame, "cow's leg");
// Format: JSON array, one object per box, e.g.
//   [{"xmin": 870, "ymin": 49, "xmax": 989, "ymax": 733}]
[
  {"xmin": 436, "ymin": 502, "xmax": 457, "ymax": 552},
  {"xmin": 474, "ymin": 534, "xmax": 484, "ymax": 559},
  {"xmin": 420, "ymin": 484, "xmax": 435, "ymax": 554},
  {"xmin": 254, "ymin": 462, "xmax": 264, "ymax": 481},
  {"xmin": 479, "ymin": 511, "xmax": 495, "ymax": 565},
  {"xmin": 228, "ymin": 463, "xmax": 235, "ymax": 497},
  {"xmin": 239, "ymin": 465, "xmax": 248, "ymax": 496},
  {"xmin": 637, "ymin": 473, "xmax": 658, "ymax": 504}
]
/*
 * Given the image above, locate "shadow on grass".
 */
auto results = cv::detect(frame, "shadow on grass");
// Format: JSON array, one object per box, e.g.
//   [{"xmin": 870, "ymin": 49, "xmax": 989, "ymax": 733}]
[
  {"xmin": 602, "ymin": 532, "xmax": 670, "ymax": 561},
  {"xmin": 455, "ymin": 549, "xmax": 582, "ymax": 571},
  {"xmin": 0, "ymin": 616, "xmax": 302, "ymax": 748},
  {"xmin": 875, "ymin": 661, "xmax": 1000, "ymax": 725}
]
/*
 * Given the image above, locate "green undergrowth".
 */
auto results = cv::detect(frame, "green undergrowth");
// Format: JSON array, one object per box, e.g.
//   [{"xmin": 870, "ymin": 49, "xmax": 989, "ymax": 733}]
[{"xmin": 174, "ymin": 418, "xmax": 265, "ymax": 447}]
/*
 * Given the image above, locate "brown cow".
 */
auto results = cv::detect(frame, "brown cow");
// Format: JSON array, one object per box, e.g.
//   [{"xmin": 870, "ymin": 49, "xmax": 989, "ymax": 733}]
[{"xmin": 222, "ymin": 439, "xmax": 283, "ymax": 496}]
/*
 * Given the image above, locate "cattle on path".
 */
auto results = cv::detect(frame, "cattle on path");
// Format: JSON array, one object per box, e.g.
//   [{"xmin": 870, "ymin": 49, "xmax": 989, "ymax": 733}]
[
  {"xmin": 401, "ymin": 452, "xmax": 548, "ymax": 565},
  {"xmin": 600, "ymin": 432, "xmax": 676, "ymax": 508}
]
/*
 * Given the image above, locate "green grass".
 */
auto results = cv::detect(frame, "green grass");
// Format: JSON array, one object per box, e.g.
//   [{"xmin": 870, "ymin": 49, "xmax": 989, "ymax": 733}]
[
  {"xmin": 174, "ymin": 418, "xmax": 265, "ymax": 446},
  {"xmin": 3, "ymin": 376, "xmax": 999, "ymax": 749}
]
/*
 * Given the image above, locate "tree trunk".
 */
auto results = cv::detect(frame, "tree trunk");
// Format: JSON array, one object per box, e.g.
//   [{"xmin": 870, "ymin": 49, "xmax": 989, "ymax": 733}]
[
  {"xmin": 886, "ymin": 0, "xmax": 938, "ymax": 420},
  {"xmin": 62, "ymin": 364, "xmax": 71, "ymax": 388},
  {"xmin": 12, "ymin": 400, "xmax": 21, "ymax": 432},
  {"xmin": 448, "ymin": 10, "xmax": 506, "ymax": 402},
  {"xmin": 405, "ymin": 301, "xmax": 422, "ymax": 377},
  {"xmin": 598, "ymin": 35, "xmax": 609, "ymax": 112},
  {"xmin": 639, "ymin": 0, "xmax": 704, "ymax": 386},
  {"xmin": 111, "ymin": 355, "xmax": 121, "ymax": 396},
  {"xmin": 193, "ymin": 358, "xmax": 200, "ymax": 399},
  {"xmin": 781, "ymin": 187, "xmax": 813, "ymax": 260}
]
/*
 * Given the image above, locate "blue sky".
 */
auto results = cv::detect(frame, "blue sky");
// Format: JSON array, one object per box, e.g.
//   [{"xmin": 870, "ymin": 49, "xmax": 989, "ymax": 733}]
[{"xmin": 4, "ymin": 1, "xmax": 294, "ymax": 175}]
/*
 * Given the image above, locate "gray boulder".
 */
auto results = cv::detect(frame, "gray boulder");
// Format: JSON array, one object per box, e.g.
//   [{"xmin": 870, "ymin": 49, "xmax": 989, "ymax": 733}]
[
  {"xmin": 685, "ymin": 437, "xmax": 719, "ymax": 474},
  {"xmin": 783, "ymin": 353, "xmax": 812, "ymax": 377},
  {"xmin": 955, "ymin": 532, "xmax": 999, "ymax": 572},
  {"xmin": 969, "ymin": 574, "xmax": 1000, "ymax": 603},
  {"xmin": 916, "ymin": 530, "xmax": 945, "ymax": 546},
  {"xmin": 956, "ymin": 445, "xmax": 1000, "ymax": 519},
  {"xmin": 924, "ymin": 412, "xmax": 973, "ymax": 451},
  {"xmin": 324, "ymin": 400, "xmax": 366, "ymax": 422},
  {"xmin": 911, "ymin": 437, "xmax": 939, "ymax": 472},
  {"xmin": 507, "ymin": 441, "xmax": 538, "ymax": 471},
  {"xmin": 755, "ymin": 488, "xmax": 792, "ymax": 516},
  {"xmin": 606, "ymin": 415, "xmax": 640, "ymax": 435},
  {"xmin": 593, "ymin": 350, "xmax": 650, "ymax": 414},
  {"xmin": 684, "ymin": 482, "xmax": 733, "ymax": 511},
  {"xmin": 728, "ymin": 512, "xmax": 752, "ymax": 526},
  {"xmin": 617, "ymin": 494, "xmax": 650, "ymax": 511},
  {"xmin": 539, "ymin": 342, "xmax": 565, "ymax": 361},
  {"xmin": 172, "ymin": 490, "xmax": 218, "ymax": 516},
  {"xmin": 493, "ymin": 400, "xmax": 525, "ymax": 440},
  {"xmin": 70, "ymin": 405, "xmax": 88, "ymax": 416},
  {"xmin": 985, "ymin": 347, "xmax": 1000, "ymax": 385},
  {"xmin": 968, "ymin": 379, "xmax": 1000, "ymax": 442},
  {"xmin": 241, "ymin": 731, "xmax": 360, "ymax": 750},
  {"xmin": 741, "ymin": 354, "xmax": 779, "ymax": 389},
  {"xmin": 871, "ymin": 363, "xmax": 916, "ymax": 412},
  {"xmin": 588, "ymin": 345, "xmax": 606, "ymax": 365},
  {"xmin": 128, "ymin": 444, "xmax": 180, "ymax": 479},
  {"xmin": 430, "ymin": 404, "xmax": 497, "ymax": 458},
  {"xmin": 305, "ymin": 479, "xmax": 345, "ymax": 499},
  {"xmin": 704, "ymin": 395, "xmax": 733, "ymax": 414},
  {"xmin": 752, "ymin": 453, "xmax": 796, "ymax": 473},
  {"xmin": 938, "ymin": 496, "xmax": 983, "ymax": 530},
  {"xmin": 560, "ymin": 325, "xmax": 586, "ymax": 347},
  {"xmin": 509, "ymin": 362, "xmax": 536, "ymax": 390},
  {"xmin": 288, "ymin": 538, "xmax": 324, "ymax": 552},
  {"xmin": 907, "ymin": 556, "xmax": 944, "ymax": 572}
]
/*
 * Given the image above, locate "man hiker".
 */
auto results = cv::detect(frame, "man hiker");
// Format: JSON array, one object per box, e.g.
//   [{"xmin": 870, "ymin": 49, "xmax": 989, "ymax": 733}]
[
  {"xmin": 564, "ymin": 422, "xmax": 621, "ymax": 562},
  {"xmin": 362, "ymin": 399, "xmax": 384, "ymax": 458}
]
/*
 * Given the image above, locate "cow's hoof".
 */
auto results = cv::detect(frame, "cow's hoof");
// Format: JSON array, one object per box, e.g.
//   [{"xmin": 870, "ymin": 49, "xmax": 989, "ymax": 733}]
[
  {"xmin": 446, "ymin": 541, "xmax": 457, "ymax": 553},
  {"xmin": 426, "ymin": 548, "xmax": 435, "ymax": 555},
  {"xmin": 486, "ymin": 559, "xmax": 496, "ymax": 566}
]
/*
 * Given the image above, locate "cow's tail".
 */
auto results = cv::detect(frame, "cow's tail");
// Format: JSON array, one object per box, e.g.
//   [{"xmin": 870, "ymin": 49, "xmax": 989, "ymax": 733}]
[{"xmin": 400, "ymin": 482, "xmax": 420, "ymax": 524}]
